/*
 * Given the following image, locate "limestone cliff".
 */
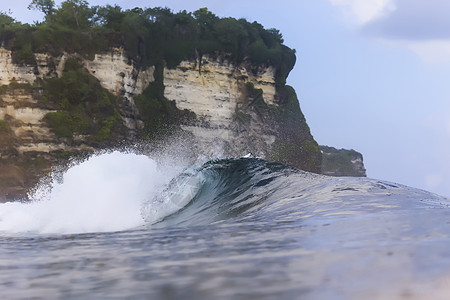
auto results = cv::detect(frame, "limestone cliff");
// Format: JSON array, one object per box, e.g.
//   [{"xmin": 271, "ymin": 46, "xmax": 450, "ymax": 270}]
[
  {"xmin": 0, "ymin": 47, "xmax": 321, "ymax": 201},
  {"xmin": 163, "ymin": 54, "xmax": 278, "ymax": 158}
]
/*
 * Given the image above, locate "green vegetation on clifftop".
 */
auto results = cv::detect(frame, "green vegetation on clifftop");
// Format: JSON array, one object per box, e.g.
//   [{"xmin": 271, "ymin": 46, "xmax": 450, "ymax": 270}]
[
  {"xmin": 320, "ymin": 146, "xmax": 366, "ymax": 177},
  {"xmin": 0, "ymin": 2, "xmax": 295, "ymax": 84}
]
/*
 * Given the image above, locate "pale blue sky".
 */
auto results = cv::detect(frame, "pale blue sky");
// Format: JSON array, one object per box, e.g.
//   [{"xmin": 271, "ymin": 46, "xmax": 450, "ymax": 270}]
[{"xmin": 7, "ymin": 0, "xmax": 450, "ymax": 197}]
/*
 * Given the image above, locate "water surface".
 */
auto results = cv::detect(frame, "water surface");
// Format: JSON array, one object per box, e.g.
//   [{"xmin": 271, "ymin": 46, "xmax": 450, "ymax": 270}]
[{"xmin": 1, "ymin": 152, "xmax": 449, "ymax": 299}]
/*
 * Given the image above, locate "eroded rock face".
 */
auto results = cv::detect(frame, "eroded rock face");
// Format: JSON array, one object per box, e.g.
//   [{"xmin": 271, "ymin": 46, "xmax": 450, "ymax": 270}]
[
  {"xmin": 0, "ymin": 48, "xmax": 36, "ymax": 85},
  {"xmin": 0, "ymin": 47, "xmax": 321, "ymax": 200},
  {"xmin": 0, "ymin": 47, "xmax": 157, "ymax": 156},
  {"xmin": 0, "ymin": 88, "xmax": 92, "ymax": 155},
  {"xmin": 165, "ymin": 55, "xmax": 276, "ymax": 122},
  {"xmin": 164, "ymin": 54, "xmax": 278, "ymax": 160},
  {"xmin": 84, "ymin": 48, "xmax": 154, "ymax": 131},
  {"xmin": 84, "ymin": 48, "xmax": 155, "ymax": 101}
]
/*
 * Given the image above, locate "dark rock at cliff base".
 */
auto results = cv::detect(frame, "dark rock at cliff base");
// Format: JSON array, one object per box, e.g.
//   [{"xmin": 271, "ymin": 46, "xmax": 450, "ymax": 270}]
[{"xmin": 320, "ymin": 146, "xmax": 366, "ymax": 177}]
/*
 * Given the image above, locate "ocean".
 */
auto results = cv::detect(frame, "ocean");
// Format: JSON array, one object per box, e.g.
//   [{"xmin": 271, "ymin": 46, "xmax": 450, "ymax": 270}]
[{"xmin": 1, "ymin": 151, "xmax": 450, "ymax": 299}]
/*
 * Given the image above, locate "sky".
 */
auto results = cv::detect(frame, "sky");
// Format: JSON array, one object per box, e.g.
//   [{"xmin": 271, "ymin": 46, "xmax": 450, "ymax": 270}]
[{"xmin": 5, "ymin": 0, "xmax": 450, "ymax": 197}]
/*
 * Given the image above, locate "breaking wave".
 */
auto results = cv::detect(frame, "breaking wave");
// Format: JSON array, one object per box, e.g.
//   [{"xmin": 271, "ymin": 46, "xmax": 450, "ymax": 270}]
[{"xmin": 0, "ymin": 151, "xmax": 447, "ymax": 234}]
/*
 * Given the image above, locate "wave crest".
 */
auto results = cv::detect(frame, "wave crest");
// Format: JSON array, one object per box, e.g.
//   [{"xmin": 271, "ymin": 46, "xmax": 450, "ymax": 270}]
[{"xmin": 0, "ymin": 152, "xmax": 447, "ymax": 235}]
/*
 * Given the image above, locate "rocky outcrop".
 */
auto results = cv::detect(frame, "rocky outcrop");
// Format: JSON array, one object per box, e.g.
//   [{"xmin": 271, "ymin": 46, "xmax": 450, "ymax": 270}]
[
  {"xmin": 320, "ymin": 146, "xmax": 366, "ymax": 177},
  {"xmin": 0, "ymin": 47, "xmax": 321, "ymax": 200},
  {"xmin": 84, "ymin": 48, "xmax": 154, "ymax": 132},
  {"xmin": 0, "ymin": 48, "xmax": 37, "ymax": 84},
  {"xmin": 163, "ymin": 54, "xmax": 279, "ymax": 159}
]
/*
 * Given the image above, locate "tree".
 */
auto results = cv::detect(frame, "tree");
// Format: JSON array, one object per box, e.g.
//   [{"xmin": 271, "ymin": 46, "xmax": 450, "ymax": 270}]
[
  {"xmin": 0, "ymin": 12, "xmax": 15, "ymax": 28},
  {"xmin": 94, "ymin": 5, "xmax": 124, "ymax": 30},
  {"xmin": 213, "ymin": 18, "xmax": 247, "ymax": 58},
  {"xmin": 52, "ymin": 0, "xmax": 93, "ymax": 29},
  {"xmin": 261, "ymin": 28, "xmax": 284, "ymax": 47},
  {"xmin": 28, "ymin": 0, "xmax": 55, "ymax": 16},
  {"xmin": 193, "ymin": 8, "xmax": 218, "ymax": 40}
]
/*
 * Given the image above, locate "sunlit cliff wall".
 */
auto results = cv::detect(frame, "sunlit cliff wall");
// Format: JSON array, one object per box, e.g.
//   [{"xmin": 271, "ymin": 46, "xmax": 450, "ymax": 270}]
[{"xmin": 0, "ymin": 48, "xmax": 321, "ymax": 200}]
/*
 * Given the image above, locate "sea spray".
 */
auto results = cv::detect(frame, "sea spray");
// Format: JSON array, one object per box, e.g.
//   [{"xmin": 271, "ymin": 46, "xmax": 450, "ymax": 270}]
[
  {"xmin": 0, "ymin": 151, "xmax": 172, "ymax": 234},
  {"xmin": 2, "ymin": 154, "xmax": 445, "ymax": 235}
]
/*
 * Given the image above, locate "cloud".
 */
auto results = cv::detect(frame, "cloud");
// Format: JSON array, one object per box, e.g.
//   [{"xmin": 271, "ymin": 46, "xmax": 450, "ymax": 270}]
[
  {"xmin": 405, "ymin": 40, "xmax": 450, "ymax": 64},
  {"xmin": 363, "ymin": 0, "xmax": 450, "ymax": 40},
  {"xmin": 330, "ymin": 0, "xmax": 450, "ymax": 64},
  {"xmin": 329, "ymin": 0, "xmax": 396, "ymax": 25}
]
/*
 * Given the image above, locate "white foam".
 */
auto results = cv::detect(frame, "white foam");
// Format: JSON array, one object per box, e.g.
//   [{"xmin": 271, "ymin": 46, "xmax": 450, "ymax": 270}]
[{"xmin": 0, "ymin": 151, "xmax": 171, "ymax": 234}]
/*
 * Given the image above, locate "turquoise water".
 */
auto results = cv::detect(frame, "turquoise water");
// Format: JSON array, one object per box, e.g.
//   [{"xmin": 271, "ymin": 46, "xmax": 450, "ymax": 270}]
[{"xmin": 1, "ymin": 152, "xmax": 450, "ymax": 299}]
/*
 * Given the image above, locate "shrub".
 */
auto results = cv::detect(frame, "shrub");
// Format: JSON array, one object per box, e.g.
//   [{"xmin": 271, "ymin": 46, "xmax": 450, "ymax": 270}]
[
  {"xmin": 94, "ymin": 111, "xmax": 120, "ymax": 141},
  {"xmin": 44, "ymin": 111, "xmax": 73, "ymax": 138},
  {"xmin": 42, "ymin": 58, "xmax": 120, "ymax": 141}
]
